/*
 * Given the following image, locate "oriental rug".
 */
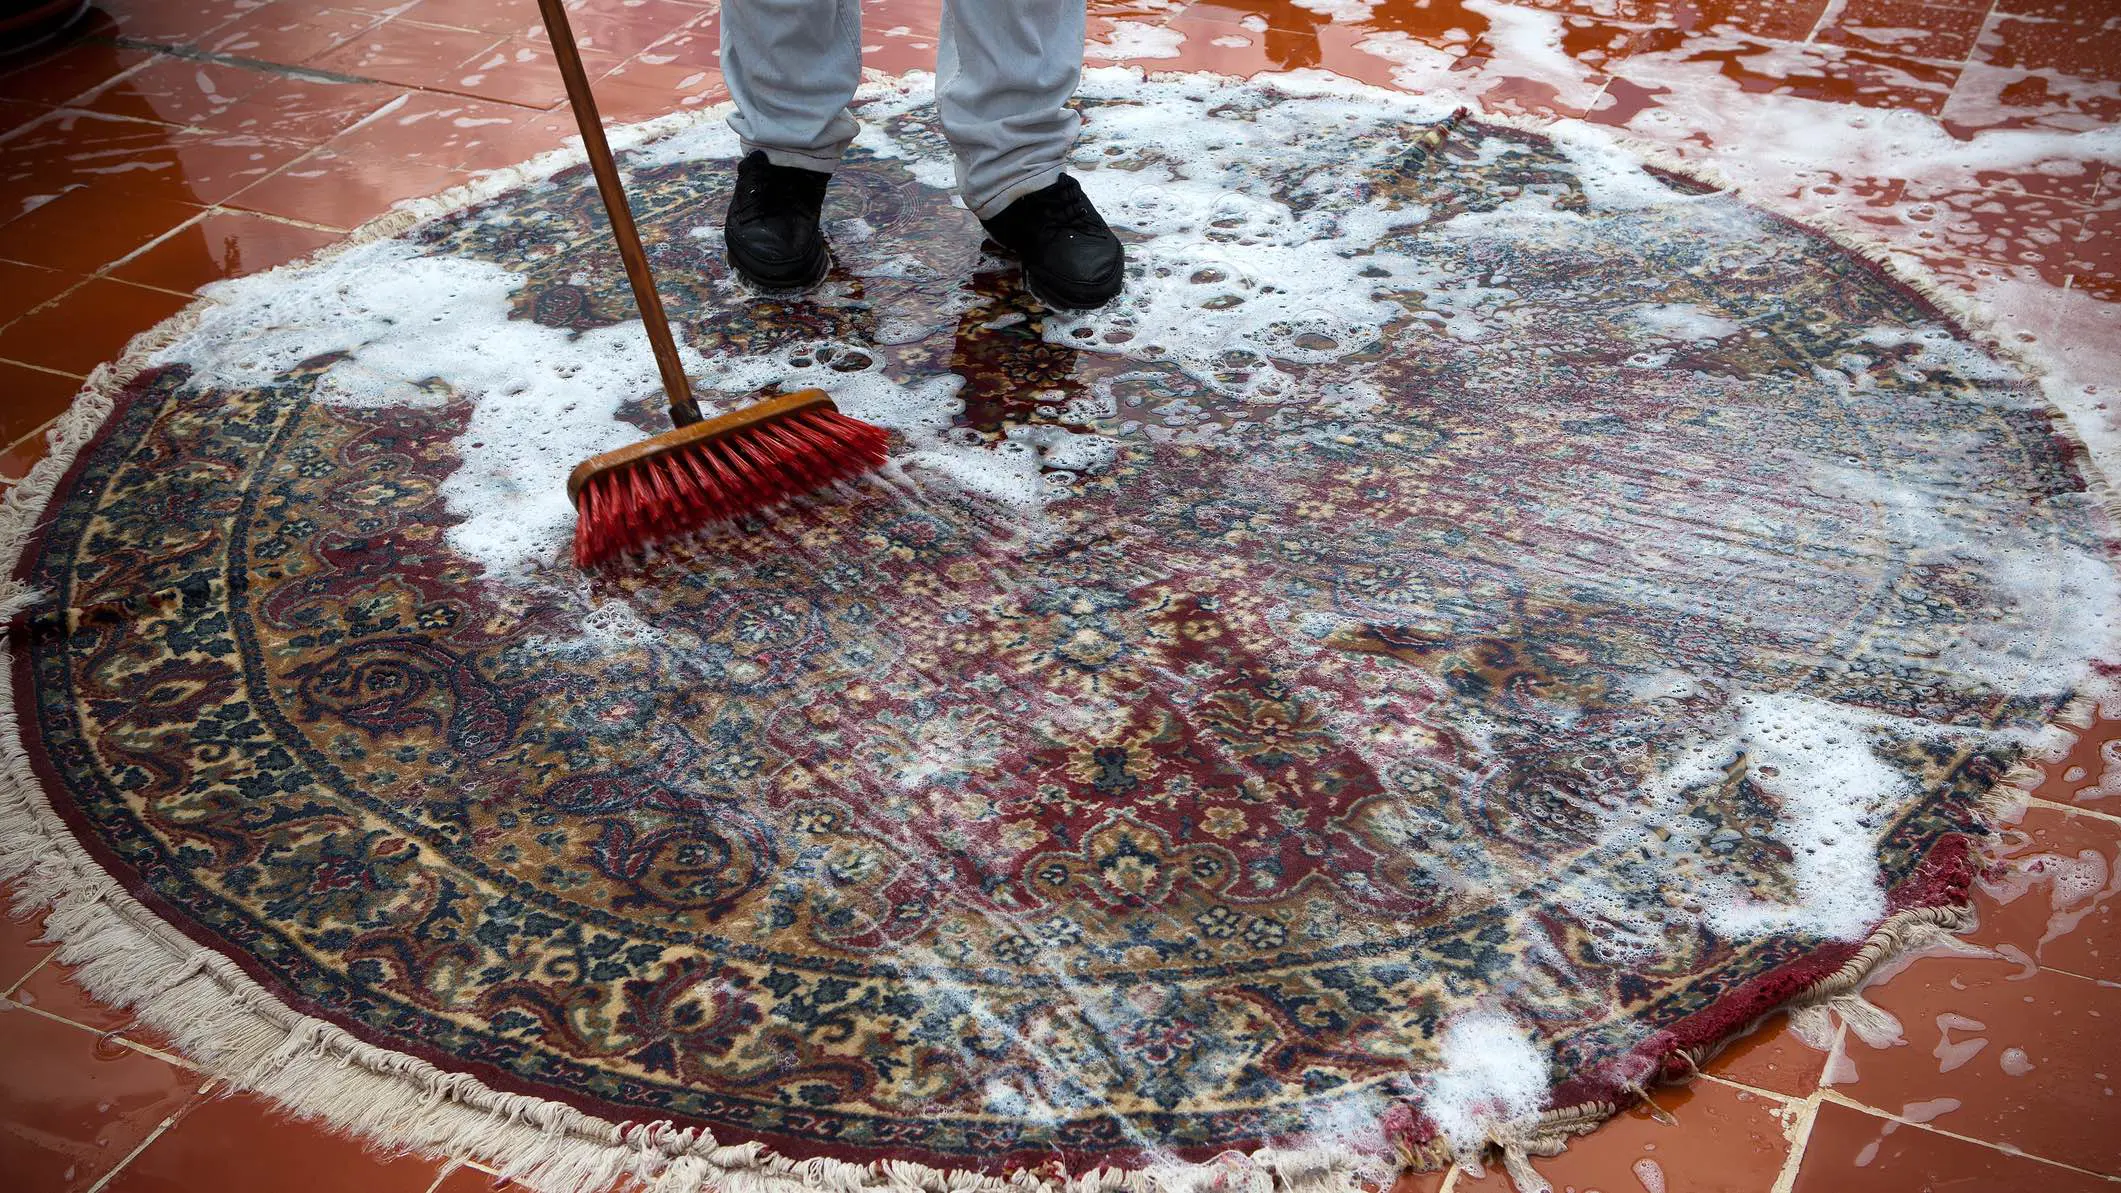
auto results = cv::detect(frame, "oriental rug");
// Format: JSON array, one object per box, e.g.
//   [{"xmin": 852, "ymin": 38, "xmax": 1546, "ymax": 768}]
[{"xmin": 4, "ymin": 70, "xmax": 2117, "ymax": 1193}]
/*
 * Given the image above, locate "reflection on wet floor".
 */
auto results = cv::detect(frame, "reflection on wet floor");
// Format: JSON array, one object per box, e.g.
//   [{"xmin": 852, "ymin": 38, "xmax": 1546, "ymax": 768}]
[{"xmin": 1, "ymin": 1, "xmax": 2119, "ymax": 1191}]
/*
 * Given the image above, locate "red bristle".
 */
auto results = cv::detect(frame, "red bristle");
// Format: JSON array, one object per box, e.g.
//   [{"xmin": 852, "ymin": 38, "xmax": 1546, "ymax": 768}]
[
  {"xmin": 756, "ymin": 422, "xmax": 823, "ymax": 487},
  {"xmin": 574, "ymin": 481, "xmax": 599, "ymax": 567},
  {"xmin": 673, "ymin": 445, "xmax": 733, "ymax": 522},
  {"xmin": 571, "ymin": 407, "xmax": 893, "ymax": 567},
  {"xmin": 728, "ymin": 430, "xmax": 790, "ymax": 495},
  {"xmin": 707, "ymin": 440, "xmax": 756, "ymax": 506}
]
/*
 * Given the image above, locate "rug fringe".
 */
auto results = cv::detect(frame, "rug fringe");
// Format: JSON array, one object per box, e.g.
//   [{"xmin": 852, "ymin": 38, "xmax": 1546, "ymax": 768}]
[{"xmin": 3, "ymin": 72, "xmax": 2118, "ymax": 1193}]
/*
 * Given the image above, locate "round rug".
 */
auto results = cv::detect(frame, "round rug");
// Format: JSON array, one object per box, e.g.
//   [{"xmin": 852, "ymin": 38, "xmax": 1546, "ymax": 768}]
[{"xmin": 4, "ymin": 69, "xmax": 2118, "ymax": 1191}]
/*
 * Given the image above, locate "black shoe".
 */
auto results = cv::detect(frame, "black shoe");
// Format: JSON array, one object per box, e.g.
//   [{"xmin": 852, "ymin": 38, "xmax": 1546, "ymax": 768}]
[
  {"xmin": 979, "ymin": 174, "xmax": 1125, "ymax": 310},
  {"xmin": 724, "ymin": 150, "xmax": 830, "ymax": 289}
]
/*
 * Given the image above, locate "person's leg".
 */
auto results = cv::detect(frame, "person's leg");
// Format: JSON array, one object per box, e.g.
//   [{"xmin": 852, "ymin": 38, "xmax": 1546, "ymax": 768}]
[
  {"xmin": 719, "ymin": 0, "xmax": 861, "ymax": 286},
  {"xmin": 935, "ymin": 0, "xmax": 1085, "ymax": 219},
  {"xmin": 722, "ymin": 0, "xmax": 863, "ymax": 171},
  {"xmin": 936, "ymin": 0, "xmax": 1123, "ymax": 309}
]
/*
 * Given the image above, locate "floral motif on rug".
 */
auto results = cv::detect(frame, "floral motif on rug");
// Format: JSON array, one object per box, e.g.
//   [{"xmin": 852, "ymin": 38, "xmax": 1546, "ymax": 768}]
[{"xmin": 7, "ymin": 71, "xmax": 2118, "ymax": 1178}]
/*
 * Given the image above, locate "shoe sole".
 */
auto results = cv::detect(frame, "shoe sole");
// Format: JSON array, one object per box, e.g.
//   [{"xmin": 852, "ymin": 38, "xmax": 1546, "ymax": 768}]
[{"xmin": 725, "ymin": 248, "xmax": 831, "ymax": 294}]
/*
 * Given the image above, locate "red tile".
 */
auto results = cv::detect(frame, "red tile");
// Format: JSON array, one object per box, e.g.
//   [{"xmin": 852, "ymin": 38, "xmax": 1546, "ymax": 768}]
[
  {"xmin": 1115, "ymin": 16, "xmax": 1286, "ymax": 76},
  {"xmin": 590, "ymin": 57, "xmax": 728, "ymax": 122},
  {"xmin": 1792, "ymin": 1098, "xmax": 2115, "ymax": 1193},
  {"xmin": 1835, "ymin": 950, "xmax": 2121, "ymax": 1174},
  {"xmin": 1811, "ymin": 0, "xmax": 1991, "ymax": 62},
  {"xmin": 1639, "ymin": 0, "xmax": 1832, "ymax": 41},
  {"xmin": 2037, "ymin": 715, "xmax": 2121, "ymax": 809},
  {"xmin": 0, "ymin": 892, "xmax": 56, "ymax": 992},
  {"xmin": 1451, "ymin": 1079, "xmax": 1794, "ymax": 1192},
  {"xmin": 308, "ymin": 18, "xmax": 509, "ymax": 89},
  {"xmin": 0, "ymin": 257, "xmax": 78, "ymax": 325},
  {"xmin": 93, "ymin": 0, "xmax": 267, "ymax": 45},
  {"xmin": 0, "ymin": 359, "xmax": 85, "ymax": 450},
  {"xmin": 527, "ymin": 0, "xmax": 713, "ymax": 57},
  {"xmin": 1699, "ymin": 1012, "xmax": 1832, "ymax": 1097},
  {"xmin": 11, "ymin": 957, "xmax": 176, "ymax": 1048},
  {"xmin": 0, "ymin": 38, "xmax": 155, "ymax": 107},
  {"xmin": 100, "ymin": 1089, "xmax": 444, "ymax": 1193},
  {"xmin": 624, "ymin": 9, "xmax": 725, "ymax": 77},
  {"xmin": 112, "ymin": 211, "xmax": 343, "ymax": 293},
  {"xmin": 1967, "ymin": 803, "xmax": 2120, "ymax": 981},
  {"xmin": 0, "ymin": 1000, "xmax": 201, "ymax": 1193},
  {"xmin": 1626, "ymin": 34, "xmax": 1960, "ymax": 113},
  {"xmin": 444, "ymin": 35, "xmax": 626, "ymax": 108},
  {"xmin": 0, "ymin": 423, "xmax": 56, "ymax": 481},
  {"xmin": 319, "ymin": 89, "xmax": 575, "ymax": 172},
  {"xmin": 1994, "ymin": 0, "xmax": 2121, "ymax": 20},
  {"xmin": 205, "ymin": 76, "xmax": 406, "ymax": 142},
  {"xmin": 0, "ymin": 184, "xmax": 206, "ymax": 273},
  {"xmin": 223, "ymin": 144, "xmax": 471, "ymax": 227},
  {"xmin": 2065, "ymin": 207, "xmax": 2121, "ymax": 303},
  {"xmin": 0, "ymin": 278, "xmax": 191, "ymax": 375},
  {"xmin": 0, "ymin": 109, "xmax": 310, "ymax": 211},
  {"xmin": 201, "ymin": 2, "xmax": 390, "ymax": 65},
  {"xmin": 74, "ymin": 53, "xmax": 279, "ymax": 127},
  {"xmin": 1975, "ymin": 11, "xmax": 2121, "ymax": 83}
]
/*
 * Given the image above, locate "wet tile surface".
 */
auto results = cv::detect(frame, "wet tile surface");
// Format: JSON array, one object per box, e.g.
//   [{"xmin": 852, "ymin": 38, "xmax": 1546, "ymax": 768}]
[
  {"xmin": 1834, "ymin": 951, "xmax": 2121, "ymax": 1175},
  {"xmin": 0, "ymin": 359, "xmax": 86, "ymax": 449},
  {"xmin": 1968, "ymin": 803, "xmax": 2120, "ymax": 981},
  {"xmin": 98, "ymin": 1090, "xmax": 444, "ymax": 1193},
  {"xmin": 1792, "ymin": 1098, "xmax": 2117, "ymax": 1192},
  {"xmin": 111, "ymin": 211, "xmax": 344, "ymax": 291},
  {"xmin": 0, "ymin": 1002, "xmax": 201, "ymax": 1193},
  {"xmin": 2, "ymin": 0, "xmax": 2121, "ymax": 1189}
]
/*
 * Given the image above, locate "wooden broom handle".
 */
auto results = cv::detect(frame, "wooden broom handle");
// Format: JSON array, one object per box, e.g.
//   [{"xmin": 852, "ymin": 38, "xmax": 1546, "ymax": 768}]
[{"xmin": 534, "ymin": 0, "xmax": 702, "ymax": 425}]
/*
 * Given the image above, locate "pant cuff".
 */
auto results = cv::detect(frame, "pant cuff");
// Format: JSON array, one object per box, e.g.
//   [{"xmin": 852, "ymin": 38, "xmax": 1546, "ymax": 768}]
[
  {"xmin": 743, "ymin": 142, "xmax": 844, "ymax": 174},
  {"xmin": 968, "ymin": 164, "xmax": 1066, "ymax": 221}
]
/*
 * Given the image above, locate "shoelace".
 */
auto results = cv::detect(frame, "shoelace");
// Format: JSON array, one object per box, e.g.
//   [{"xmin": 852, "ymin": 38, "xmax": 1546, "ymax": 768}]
[{"xmin": 1017, "ymin": 178, "xmax": 1106, "ymax": 242}]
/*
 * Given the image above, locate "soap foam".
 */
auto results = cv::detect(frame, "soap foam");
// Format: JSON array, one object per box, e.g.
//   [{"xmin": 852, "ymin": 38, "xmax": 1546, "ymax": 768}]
[
  {"xmin": 1421, "ymin": 1013, "xmax": 1552, "ymax": 1153},
  {"xmin": 154, "ymin": 241, "xmax": 704, "ymax": 577}
]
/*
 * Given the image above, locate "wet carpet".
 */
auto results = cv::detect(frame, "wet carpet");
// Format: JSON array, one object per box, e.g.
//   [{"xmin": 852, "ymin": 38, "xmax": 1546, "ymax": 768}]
[{"xmin": 5, "ymin": 71, "xmax": 2117, "ymax": 1185}]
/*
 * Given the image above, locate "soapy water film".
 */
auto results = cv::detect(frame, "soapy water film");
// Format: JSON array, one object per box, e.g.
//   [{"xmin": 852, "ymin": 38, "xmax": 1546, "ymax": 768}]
[{"xmin": 154, "ymin": 69, "xmax": 2120, "ymax": 1170}]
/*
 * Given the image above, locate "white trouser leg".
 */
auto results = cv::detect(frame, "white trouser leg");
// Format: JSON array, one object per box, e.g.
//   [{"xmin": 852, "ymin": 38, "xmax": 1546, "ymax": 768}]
[
  {"xmin": 937, "ymin": 0, "xmax": 1086, "ymax": 219},
  {"xmin": 721, "ymin": 0, "xmax": 863, "ymax": 172}
]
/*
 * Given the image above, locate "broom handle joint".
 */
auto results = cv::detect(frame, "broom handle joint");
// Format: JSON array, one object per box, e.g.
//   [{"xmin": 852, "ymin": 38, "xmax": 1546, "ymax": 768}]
[{"xmin": 533, "ymin": 0, "xmax": 701, "ymax": 426}]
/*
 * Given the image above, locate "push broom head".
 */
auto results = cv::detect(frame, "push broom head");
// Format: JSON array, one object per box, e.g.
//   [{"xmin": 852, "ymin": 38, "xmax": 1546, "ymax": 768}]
[{"xmin": 566, "ymin": 389, "xmax": 889, "ymax": 568}]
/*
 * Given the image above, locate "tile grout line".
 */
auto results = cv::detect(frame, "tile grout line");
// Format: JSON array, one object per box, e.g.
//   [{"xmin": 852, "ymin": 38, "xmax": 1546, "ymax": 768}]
[
  {"xmin": 1815, "ymin": 1088, "xmax": 2121, "ymax": 1182},
  {"xmin": 1, "ymin": 951, "xmax": 51, "ymax": 997},
  {"xmin": 2024, "ymin": 792, "xmax": 2121, "ymax": 827},
  {"xmin": 0, "ymin": 355, "xmax": 88, "ymax": 380},
  {"xmin": 1766, "ymin": 1090, "xmax": 1821, "ymax": 1193},
  {"xmin": 4, "ymin": 994, "xmax": 200, "ymax": 1071},
  {"xmin": 80, "ymin": 1104, "xmax": 189, "ymax": 1193}
]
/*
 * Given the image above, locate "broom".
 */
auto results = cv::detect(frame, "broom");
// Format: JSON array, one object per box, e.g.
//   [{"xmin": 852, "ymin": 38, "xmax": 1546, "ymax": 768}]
[{"xmin": 536, "ymin": 0, "xmax": 890, "ymax": 568}]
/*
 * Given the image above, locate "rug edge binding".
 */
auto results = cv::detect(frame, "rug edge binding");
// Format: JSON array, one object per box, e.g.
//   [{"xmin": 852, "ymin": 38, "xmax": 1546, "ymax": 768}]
[{"xmin": 0, "ymin": 73, "xmax": 2113, "ymax": 1193}]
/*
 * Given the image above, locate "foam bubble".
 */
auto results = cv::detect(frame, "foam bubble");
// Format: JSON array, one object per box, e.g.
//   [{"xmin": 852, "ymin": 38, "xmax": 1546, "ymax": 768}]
[
  {"xmin": 155, "ymin": 242, "xmax": 704, "ymax": 577},
  {"xmin": 1421, "ymin": 1013, "xmax": 1551, "ymax": 1153}
]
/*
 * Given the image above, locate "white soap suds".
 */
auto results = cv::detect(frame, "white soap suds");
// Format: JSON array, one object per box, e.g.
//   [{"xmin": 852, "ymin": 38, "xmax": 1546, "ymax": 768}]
[
  {"xmin": 1086, "ymin": 20, "xmax": 1186, "ymax": 60},
  {"xmin": 1421, "ymin": 1014, "xmax": 1551, "ymax": 1152},
  {"xmin": 154, "ymin": 242, "xmax": 707, "ymax": 577},
  {"xmin": 1627, "ymin": 302, "xmax": 1742, "ymax": 344}
]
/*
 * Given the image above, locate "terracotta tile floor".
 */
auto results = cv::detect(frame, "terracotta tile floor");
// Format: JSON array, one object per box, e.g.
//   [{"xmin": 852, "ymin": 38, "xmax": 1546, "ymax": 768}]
[{"xmin": 2, "ymin": 0, "xmax": 2119, "ymax": 1190}]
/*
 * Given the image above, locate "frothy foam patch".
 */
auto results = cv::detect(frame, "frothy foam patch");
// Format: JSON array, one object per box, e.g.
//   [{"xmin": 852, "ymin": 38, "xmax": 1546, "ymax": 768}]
[
  {"xmin": 1421, "ymin": 1014, "xmax": 1552, "ymax": 1153},
  {"xmin": 153, "ymin": 242, "xmax": 705, "ymax": 577},
  {"xmin": 1087, "ymin": 20, "xmax": 1186, "ymax": 60}
]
